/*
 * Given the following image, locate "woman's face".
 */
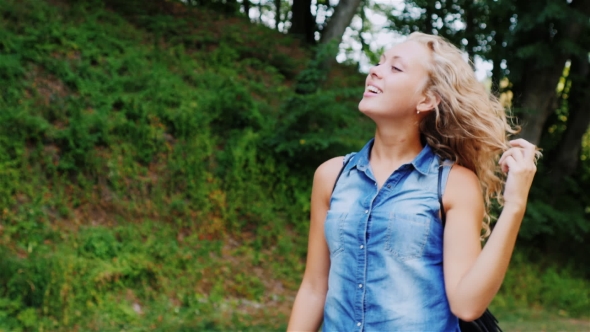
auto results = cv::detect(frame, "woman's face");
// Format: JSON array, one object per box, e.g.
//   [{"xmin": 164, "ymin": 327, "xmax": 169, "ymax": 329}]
[{"xmin": 358, "ymin": 41, "xmax": 432, "ymax": 120}]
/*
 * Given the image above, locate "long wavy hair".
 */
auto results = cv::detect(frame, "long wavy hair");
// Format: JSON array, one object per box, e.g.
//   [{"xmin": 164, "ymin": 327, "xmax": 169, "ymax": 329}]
[{"xmin": 407, "ymin": 32, "xmax": 518, "ymax": 238}]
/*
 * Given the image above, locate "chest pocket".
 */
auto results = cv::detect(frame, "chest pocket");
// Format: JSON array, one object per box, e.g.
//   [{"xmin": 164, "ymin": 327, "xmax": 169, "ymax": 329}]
[
  {"xmin": 384, "ymin": 213, "xmax": 431, "ymax": 261},
  {"xmin": 324, "ymin": 211, "xmax": 348, "ymax": 257}
]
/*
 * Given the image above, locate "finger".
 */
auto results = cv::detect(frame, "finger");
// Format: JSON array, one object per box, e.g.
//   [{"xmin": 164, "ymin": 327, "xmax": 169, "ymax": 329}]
[
  {"xmin": 511, "ymin": 147, "xmax": 525, "ymax": 162},
  {"xmin": 499, "ymin": 152, "xmax": 508, "ymax": 165},
  {"xmin": 509, "ymin": 139, "xmax": 535, "ymax": 149},
  {"xmin": 500, "ymin": 155, "xmax": 516, "ymax": 173},
  {"xmin": 510, "ymin": 139, "xmax": 537, "ymax": 160},
  {"xmin": 499, "ymin": 147, "xmax": 524, "ymax": 164},
  {"xmin": 499, "ymin": 149, "xmax": 511, "ymax": 164}
]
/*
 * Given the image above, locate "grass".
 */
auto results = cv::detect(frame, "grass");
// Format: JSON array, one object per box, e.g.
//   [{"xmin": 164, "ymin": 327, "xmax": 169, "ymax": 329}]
[{"xmin": 494, "ymin": 307, "xmax": 590, "ymax": 331}]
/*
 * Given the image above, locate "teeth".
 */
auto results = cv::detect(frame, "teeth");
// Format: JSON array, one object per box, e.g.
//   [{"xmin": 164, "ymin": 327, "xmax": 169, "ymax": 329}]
[{"xmin": 367, "ymin": 85, "xmax": 382, "ymax": 94}]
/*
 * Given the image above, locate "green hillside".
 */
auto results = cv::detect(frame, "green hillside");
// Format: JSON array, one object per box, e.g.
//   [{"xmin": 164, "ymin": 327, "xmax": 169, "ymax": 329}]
[
  {"xmin": 0, "ymin": 0, "xmax": 588, "ymax": 331},
  {"xmin": 0, "ymin": 0, "xmax": 371, "ymax": 330}
]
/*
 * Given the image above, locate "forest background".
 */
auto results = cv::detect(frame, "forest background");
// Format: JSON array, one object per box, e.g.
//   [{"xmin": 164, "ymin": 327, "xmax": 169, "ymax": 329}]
[{"xmin": 0, "ymin": 0, "xmax": 589, "ymax": 330}]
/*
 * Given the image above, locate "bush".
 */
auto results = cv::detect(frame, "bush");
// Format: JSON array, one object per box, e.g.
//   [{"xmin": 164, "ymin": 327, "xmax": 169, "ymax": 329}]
[{"xmin": 493, "ymin": 250, "xmax": 590, "ymax": 318}]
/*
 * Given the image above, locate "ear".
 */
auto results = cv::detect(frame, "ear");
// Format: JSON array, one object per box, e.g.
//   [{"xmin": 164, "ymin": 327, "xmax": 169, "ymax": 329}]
[{"xmin": 416, "ymin": 91, "xmax": 441, "ymax": 113}]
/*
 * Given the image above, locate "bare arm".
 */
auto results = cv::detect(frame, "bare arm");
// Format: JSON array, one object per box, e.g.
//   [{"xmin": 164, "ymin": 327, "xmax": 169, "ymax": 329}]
[
  {"xmin": 443, "ymin": 139, "xmax": 538, "ymax": 321},
  {"xmin": 287, "ymin": 157, "xmax": 344, "ymax": 332}
]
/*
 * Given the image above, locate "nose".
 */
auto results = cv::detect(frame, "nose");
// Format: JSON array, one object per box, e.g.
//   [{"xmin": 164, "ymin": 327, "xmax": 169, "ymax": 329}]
[{"xmin": 368, "ymin": 64, "xmax": 382, "ymax": 79}]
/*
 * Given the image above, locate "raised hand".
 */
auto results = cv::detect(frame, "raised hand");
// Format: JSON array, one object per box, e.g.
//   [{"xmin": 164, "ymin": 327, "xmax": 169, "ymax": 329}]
[{"xmin": 498, "ymin": 139, "xmax": 539, "ymax": 211}]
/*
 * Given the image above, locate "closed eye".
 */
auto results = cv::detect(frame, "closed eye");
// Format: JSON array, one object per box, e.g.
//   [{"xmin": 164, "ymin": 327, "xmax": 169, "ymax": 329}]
[{"xmin": 392, "ymin": 66, "xmax": 402, "ymax": 72}]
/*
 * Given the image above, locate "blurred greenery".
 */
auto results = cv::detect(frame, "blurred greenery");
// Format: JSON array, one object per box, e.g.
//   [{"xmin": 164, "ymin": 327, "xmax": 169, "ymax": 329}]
[{"xmin": 0, "ymin": 0, "xmax": 588, "ymax": 330}]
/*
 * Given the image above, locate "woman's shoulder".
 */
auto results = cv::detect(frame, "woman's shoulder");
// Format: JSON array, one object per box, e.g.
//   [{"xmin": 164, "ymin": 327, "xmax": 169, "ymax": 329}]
[
  {"xmin": 314, "ymin": 151, "xmax": 360, "ymax": 194},
  {"xmin": 314, "ymin": 155, "xmax": 359, "ymax": 194},
  {"xmin": 445, "ymin": 164, "xmax": 483, "ymax": 208},
  {"xmin": 447, "ymin": 164, "xmax": 479, "ymax": 186},
  {"xmin": 317, "ymin": 151, "xmax": 359, "ymax": 174},
  {"xmin": 315, "ymin": 156, "xmax": 346, "ymax": 183}
]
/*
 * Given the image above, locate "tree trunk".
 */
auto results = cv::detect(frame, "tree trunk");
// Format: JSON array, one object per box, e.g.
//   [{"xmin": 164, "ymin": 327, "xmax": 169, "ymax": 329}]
[
  {"xmin": 487, "ymin": 0, "xmax": 512, "ymax": 96},
  {"xmin": 243, "ymin": 0, "xmax": 250, "ymax": 19},
  {"xmin": 550, "ymin": 55, "xmax": 590, "ymax": 181},
  {"xmin": 517, "ymin": 0, "xmax": 590, "ymax": 145},
  {"xmin": 224, "ymin": 0, "xmax": 238, "ymax": 14},
  {"xmin": 274, "ymin": 0, "xmax": 280, "ymax": 30},
  {"xmin": 423, "ymin": 2, "xmax": 434, "ymax": 35},
  {"xmin": 515, "ymin": 55, "xmax": 569, "ymax": 145},
  {"xmin": 463, "ymin": 1, "xmax": 476, "ymax": 71},
  {"xmin": 289, "ymin": 0, "xmax": 315, "ymax": 44},
  {"xmin": 319, "ymin": 0, "xmax": 362, "ymax": 46}
]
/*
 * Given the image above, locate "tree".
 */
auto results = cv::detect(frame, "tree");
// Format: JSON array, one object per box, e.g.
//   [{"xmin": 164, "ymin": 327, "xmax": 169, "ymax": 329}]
[
  {"xmin": 549, "ymin": 55, "xmax": 590, "ymax": 182},
  {"xmin": 274, "ymin": 0, "xmax": 281, "ymax": 30},
  {"xmin": 510, "ymin": 0, "xmax": 590, "ymax": 146},
  {"xmin": 243, "ymin": 0, "xmax": 250, "ymax": 19},
  {"xmin": 289, "ymin": 0, "xmax": 316, "ymax": 44},
  {"xmin": 320, "ymin": 0, "xmax": 363, "ymax": 46}
]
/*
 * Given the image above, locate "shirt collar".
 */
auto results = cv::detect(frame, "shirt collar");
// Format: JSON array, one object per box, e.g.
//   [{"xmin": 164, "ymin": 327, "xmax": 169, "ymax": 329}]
[{"xmin": 352, "ymin": 138, "xmax": 435, "ymax": 176}]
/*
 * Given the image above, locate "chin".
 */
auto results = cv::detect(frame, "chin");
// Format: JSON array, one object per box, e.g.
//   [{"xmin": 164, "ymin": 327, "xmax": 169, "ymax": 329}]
[
  {"xmin": 358, "ymin": 99, "xmax": 383, "ymax": 118},
  {"xmin": 358, "ymin": 107, "xmax": 381, "ymax": 123},
  {"xmin": 358, "ymin": 99, "xmax": 373, "ymax": 114}
]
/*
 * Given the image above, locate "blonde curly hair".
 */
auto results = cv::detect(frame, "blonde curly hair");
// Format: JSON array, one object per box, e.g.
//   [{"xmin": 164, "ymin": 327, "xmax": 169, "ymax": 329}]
[{"xmin": 407, "ymin": 32, "xmax": 518, "ymax": 238}]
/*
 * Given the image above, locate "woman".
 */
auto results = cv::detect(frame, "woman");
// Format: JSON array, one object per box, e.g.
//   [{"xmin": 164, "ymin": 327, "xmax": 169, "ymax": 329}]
[{"xmin": 287, "ymin": 32, "xmax": 538, "ymax": 331}]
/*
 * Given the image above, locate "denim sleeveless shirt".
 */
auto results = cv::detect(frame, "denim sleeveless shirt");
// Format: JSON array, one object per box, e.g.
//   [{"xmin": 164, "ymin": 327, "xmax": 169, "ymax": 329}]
[{"xmin": 323, "ymin": 139, "xmax": 459, "ymax": 332}]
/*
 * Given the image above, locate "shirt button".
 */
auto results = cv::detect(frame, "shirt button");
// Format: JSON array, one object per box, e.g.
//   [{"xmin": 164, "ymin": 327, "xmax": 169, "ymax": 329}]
[
  {"xmin": 364, "ymin": 210, "xmax": 369, "ymax": 214},
  {"xmin": 357, "ymin": 322, "xmax": 361, "ymax": 326},
  {"xmin": 387, "ymin": 184, "xmax": 391, "ymax": 188},
  {"xmin": 360, "ymin": 245, "xmax": 364, "ymax": 249},
  {"xmin": 358, "ymin": 284, "xmax": 363, "ymax": 288}
]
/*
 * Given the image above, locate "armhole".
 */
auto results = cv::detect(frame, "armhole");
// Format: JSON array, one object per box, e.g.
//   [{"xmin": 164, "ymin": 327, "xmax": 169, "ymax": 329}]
[
  {"xmin": 330, "ymin": 152, "xmax": 357, "ymax": 202},
  {"xmin": 438, "ymin": 160, "xmax": 454, "ymax": 226}
]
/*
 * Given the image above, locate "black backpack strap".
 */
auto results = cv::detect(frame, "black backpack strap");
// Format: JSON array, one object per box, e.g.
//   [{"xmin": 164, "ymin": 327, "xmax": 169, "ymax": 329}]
[
  {"xmin": 332, "ymin": 155, "xmax": 353, "ymax": 194},
  {"xmin": 438, "ymin": 163, "xmax": 446, "ymax": 227},
  {"xmin": 438, "ymin": 160, "xmax": 454, "ymax": 227}
]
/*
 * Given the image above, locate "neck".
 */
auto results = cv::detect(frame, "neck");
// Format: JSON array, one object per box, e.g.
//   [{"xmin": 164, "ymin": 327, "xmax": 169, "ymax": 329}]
[{"xmin": 371, "ymin": 120, "xmax": 423, "ymax": 166}]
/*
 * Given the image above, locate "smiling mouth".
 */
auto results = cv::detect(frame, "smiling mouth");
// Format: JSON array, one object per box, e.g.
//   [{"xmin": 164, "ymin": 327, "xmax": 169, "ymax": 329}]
[{"xmin": 366, "ymin": 85, "xmax": 382, "ymax": 94}]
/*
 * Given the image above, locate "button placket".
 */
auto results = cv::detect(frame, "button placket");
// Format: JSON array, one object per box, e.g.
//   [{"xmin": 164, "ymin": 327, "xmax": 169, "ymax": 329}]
[{"xmin": 357, "ymin": 182, "xmax": 378, "ymax": 331}]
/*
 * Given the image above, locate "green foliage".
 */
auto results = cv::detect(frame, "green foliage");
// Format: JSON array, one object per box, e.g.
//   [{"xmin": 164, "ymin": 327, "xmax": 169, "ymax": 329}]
[
  {"xmin": 492, "ymin": 250, "xmax": 590, "ymax": 318},
  {"xmin": 293, "ymin": 41, "xmax": 340, "ymax": 94},
  {"xmin": 0, "ymin": 0, "xmax": 365, "ymax": 329},
  {"xmin": 79, "ymin": 227, "xmax": 119, "ymax": 259},
  {"xmin": 0, "ymin": 222, "xmax": 245, "ymax": 331}
]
